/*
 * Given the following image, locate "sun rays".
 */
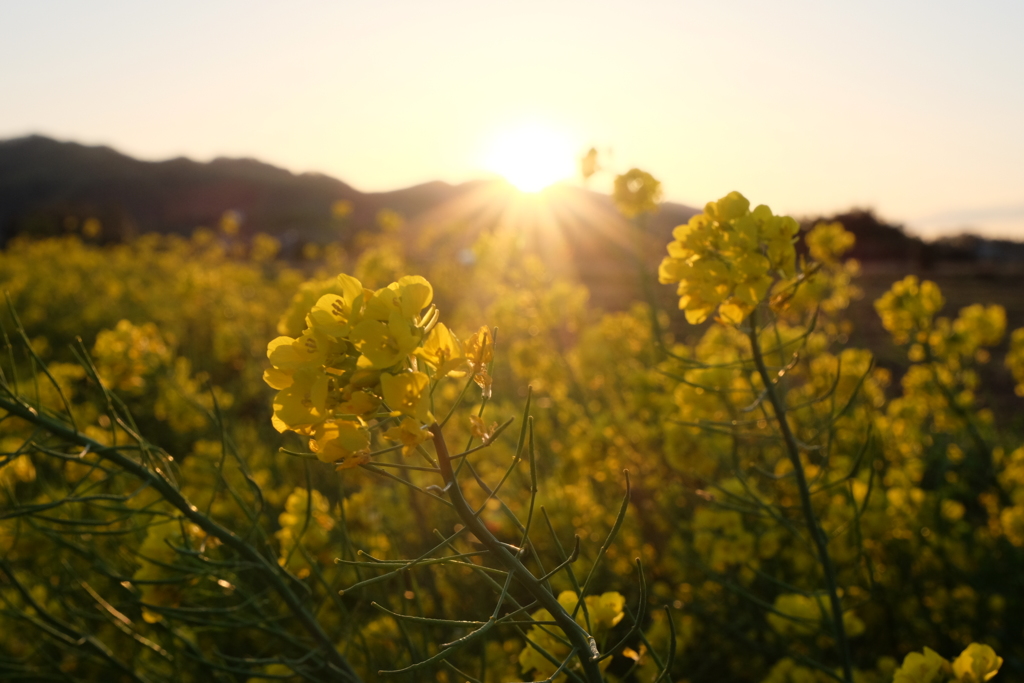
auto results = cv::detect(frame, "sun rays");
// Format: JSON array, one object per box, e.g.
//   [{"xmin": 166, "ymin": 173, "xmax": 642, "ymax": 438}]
[{"xmin": 484, "ymin": 124, "xmax": 576, "ymax": 193}]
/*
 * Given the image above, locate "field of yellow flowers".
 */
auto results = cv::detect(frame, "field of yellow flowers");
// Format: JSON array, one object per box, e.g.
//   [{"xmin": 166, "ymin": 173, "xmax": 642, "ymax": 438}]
[{"xmin": 0, "ymin": 184, "xmax": 1021, "ymax": 682}]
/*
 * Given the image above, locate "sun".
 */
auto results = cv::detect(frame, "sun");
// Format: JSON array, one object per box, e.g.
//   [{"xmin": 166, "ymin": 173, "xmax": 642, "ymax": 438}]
[{"xmin": 485, "ymin": 124, "xmax": 576, "ymax": 192}]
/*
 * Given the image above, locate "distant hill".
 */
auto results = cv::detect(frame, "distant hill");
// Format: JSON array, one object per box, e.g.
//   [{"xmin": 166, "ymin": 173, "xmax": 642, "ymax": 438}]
[
  {"xmin": 0, "ymin": 135, "xmax": 365, "ymax": 245},
  {"xmin": 2, "ymin": 135, "xmax": 1022, "ymax": 300},
  {"xmin": 0, "ymin": 135, "xmax": 697, "ymax": 246}
]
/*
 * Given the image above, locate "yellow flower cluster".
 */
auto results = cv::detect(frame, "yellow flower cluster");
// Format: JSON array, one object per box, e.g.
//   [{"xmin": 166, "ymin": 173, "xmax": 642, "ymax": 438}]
[
  {"xmin": 613, "ymin": 168, "xmax": 663, "ymax": 218},
  {"xmin": 893, "ymin": 643, "xmax": 1002, "ymax": 683},
  {"xmin": 874, "ymin": 276, "xmax": 945, "ymax": 346},
  {"xmin": 758, "ymin": 643, "xmax": 1002, "ymax": 683},
  {"xmin": 265, "ymin": 273, "xmax": 490, "ymax": 468},
  {"xmin": 692, "ymin": 507, "xmax": 756, "ymax": 573},
  {"xmin": 804, "ymin": 221, "xmax": 856, "ymax": 265},
  {"xmin": 92, "ymin": 319, "xmax": 173, "ymax": 393},
  {"xmin": 782, "ymin": 221, "xmax": 861, "ymax": 317},
  {"xmin": 90, "ymin": 318, "xmax": 235, "ymax": 435},
  {"xmin": 658, "ymin": 191, "xmax": 800, "ymax": 324},
  {"xmin": 871, "ymin": 275, "xmax": 1024, "ymax": 559}
]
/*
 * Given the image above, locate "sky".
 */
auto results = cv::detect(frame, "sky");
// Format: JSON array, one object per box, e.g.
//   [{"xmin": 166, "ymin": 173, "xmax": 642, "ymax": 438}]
[{"xmin": 1, "ymin": 0, "xmax": 1022, "ymax": 238}]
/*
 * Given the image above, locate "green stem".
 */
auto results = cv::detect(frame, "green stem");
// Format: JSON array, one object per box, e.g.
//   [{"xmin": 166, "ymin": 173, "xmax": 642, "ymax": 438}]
[
  {"xmin": 430, "ymin": 422, "xmax": 605, "ymax": 683},
  {"xmin": 746, "ymin": 313, "xmax": 853, "ymax": 683}
]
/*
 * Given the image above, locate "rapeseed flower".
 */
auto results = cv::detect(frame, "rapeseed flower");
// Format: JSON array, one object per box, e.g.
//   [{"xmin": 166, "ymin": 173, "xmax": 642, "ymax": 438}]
[
  {"xmin": 613, "ymin": 168, "xmax": 662, "ymax": 218},
  {"xmin": 952, "ymin": 643, "xmax": 1003, "ymax": 683},
  {"xmin": 658, "ymin": 192, "xmax": 799, "ymax": 324},
  {"xmin": 265, "ymin": 272, "xmax": 480, "ymax": 468},
  {"xmin": 893, "ymin": 647, "xmax": 949, "ymax": 683}
]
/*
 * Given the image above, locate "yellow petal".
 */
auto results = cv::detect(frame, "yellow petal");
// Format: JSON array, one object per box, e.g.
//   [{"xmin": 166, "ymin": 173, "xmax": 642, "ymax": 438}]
[
  {"xmin": 311, "ymin": 420, "xmax": 370, "ymax": 465},
  {"xmin": 396, "ymin": 275, "xmax": 433, "ymax": 319},
  {"xmin": 263, "ymin": 367, "xmax": 294, "ymax": 390},
  {"xmin": 380, "ymin": 371, "xmax": 432, "ymax": 424},
  {"xmin": 717, "ymin": 301, "xmax": 748, "ymax": 325}
]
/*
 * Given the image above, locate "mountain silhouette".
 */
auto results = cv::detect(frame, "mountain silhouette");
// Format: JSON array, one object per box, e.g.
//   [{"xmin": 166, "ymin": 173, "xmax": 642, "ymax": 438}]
[
  {"xmin": 3, "ymin": 135, "xmax": 1020, "ymax": 283},
  {"xmin": 0, "ymin": 135, "xmax": 366, "ymax": 244},
  {"xmin": 0, "ymin": 135, "xmax": 697, "ymax": 246}
]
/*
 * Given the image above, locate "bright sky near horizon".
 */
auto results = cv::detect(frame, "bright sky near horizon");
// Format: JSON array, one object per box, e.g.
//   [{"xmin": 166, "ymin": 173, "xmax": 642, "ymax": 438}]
[{"xmin": 1, "ymin": 0, "xmax": 1022, "ymax": 238}]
